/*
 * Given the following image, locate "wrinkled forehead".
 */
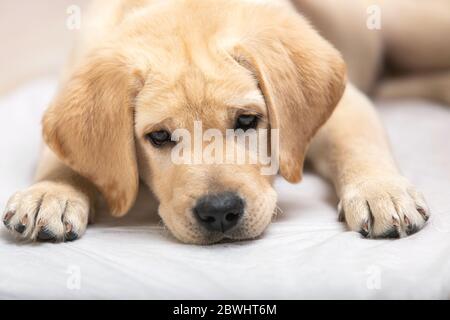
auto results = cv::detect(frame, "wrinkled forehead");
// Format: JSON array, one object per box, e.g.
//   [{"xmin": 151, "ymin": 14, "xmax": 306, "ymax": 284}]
[{"xmin": 134, "ymin": 63, "xmax": 266, "ymax": 134}]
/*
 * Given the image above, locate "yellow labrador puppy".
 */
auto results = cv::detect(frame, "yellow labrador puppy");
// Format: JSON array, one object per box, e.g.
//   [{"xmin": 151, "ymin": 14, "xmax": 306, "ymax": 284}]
[{"xmin": 3, "ymin": 0, "xmax": 448, "ymax": 244}]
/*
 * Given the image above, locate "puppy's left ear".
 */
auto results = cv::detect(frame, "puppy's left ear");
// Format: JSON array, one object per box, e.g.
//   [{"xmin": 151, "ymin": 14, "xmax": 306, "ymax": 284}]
[{"xmin": 231, "ymin": 7, "xmax": 347, "ymax": 182}]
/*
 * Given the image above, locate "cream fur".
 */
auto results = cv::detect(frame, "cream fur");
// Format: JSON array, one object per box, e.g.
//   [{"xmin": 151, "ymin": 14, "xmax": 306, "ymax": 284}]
[{"xmin": 3, "ymin": 0, "xmax": 447, "ymax": 243}]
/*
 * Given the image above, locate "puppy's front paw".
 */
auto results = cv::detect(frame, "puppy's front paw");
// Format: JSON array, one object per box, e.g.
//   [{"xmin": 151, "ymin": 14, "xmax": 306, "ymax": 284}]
[
  {"xmin": 338, "ymin": 177, "xmax": 430, "ymax": 239},
  {"xmin": 2, "ymin": 181, "xmax": 90, "ymax": 242}
]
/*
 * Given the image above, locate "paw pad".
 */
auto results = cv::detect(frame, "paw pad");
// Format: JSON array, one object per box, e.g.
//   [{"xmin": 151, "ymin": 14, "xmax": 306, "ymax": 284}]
[
  {"xmin": 14, "ymin": 223, "xmax": 26, "ymax": 234},
  {"xmin": 65, "ymin": 231, "xmax": 79, "ymax": 242},
  {"xmin": 406, "ymin": 224, "xmax": 420, "ymax": 236},
  {"xmin": 378, "ymin": 226, "xmax": 400, "ymax": 239},
  {"xmin": 37, "ymin": 228, "xmax": 56, "ymax": 241},
  {"xmin": 338, "ymin": 210, "xmax": 346, "ymax": 222}
]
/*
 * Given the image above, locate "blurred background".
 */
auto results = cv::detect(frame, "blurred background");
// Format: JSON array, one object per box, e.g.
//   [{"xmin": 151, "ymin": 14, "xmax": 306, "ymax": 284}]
[{"xmin": 0, "ymin": 0, "xmax": 89, "ymax": 95}]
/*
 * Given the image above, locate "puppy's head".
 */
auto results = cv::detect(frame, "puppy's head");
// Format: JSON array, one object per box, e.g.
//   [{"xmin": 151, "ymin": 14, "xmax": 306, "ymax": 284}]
[{"xmin": 43, "ymin": 1, "xmax": 346, "ymax": 244}]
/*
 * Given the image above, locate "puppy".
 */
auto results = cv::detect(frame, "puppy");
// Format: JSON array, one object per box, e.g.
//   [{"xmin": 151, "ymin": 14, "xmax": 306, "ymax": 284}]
[{"xmin": 4, "ymin": 0, "xmax": 447, "ymax": 244}]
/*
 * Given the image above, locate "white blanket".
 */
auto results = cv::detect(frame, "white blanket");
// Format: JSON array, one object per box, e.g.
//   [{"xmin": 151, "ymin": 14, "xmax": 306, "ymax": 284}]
[{"xmin": 1, "ymin": 79, "xmax": 449, "ymax": 299}]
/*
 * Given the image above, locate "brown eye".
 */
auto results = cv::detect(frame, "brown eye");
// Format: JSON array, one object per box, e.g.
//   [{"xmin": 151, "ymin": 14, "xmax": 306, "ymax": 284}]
[
  {"xmin": 147, "ymin": 130, "xmax": 171, "ymax": 147},
  {"xmin": 235, "ymin": 114, "xmax": 258, "ymax": 131}
]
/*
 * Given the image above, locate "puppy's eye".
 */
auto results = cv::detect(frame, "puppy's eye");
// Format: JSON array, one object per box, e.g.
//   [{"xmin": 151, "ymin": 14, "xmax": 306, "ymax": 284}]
[
  {"xmin": 146, "ymin": 130, "xmax": 171, "ymax": 147},
  {"xmin": 235, "ymin": 114, "xmax": 258, "ymax": 131}
]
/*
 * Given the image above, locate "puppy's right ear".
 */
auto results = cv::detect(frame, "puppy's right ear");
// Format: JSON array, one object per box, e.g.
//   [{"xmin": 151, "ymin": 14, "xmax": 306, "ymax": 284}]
[{"xmin": 43, "ymin": 48, "xmax": 145, "ymax": 217}]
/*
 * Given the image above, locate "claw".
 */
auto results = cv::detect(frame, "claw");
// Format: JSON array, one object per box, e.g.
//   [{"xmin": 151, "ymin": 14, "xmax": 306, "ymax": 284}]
[
  {"xmin": 392, "ymin": 216, "xmax": 401, "ymax": 227},
  {"xmin": 3, "ymin": 211, "xmax": 14, "ymax": 228},
  {"xmin": 403, "ymin": 215, "xmax": 411, "ymax": 226},
  {"xmin": 359, "ymin": 220, "xmax": 370, "ymax": 238},
  {"xmin": 417, "ymin": 207, "xmax": 429, "ymax": 221},
  {"xmin": 64, "ymin": 222, "xmax": 78, "ymax": 242},
  {"xmin": 20, "ymin": 214, "xmax": 29, "ymax": 226}
]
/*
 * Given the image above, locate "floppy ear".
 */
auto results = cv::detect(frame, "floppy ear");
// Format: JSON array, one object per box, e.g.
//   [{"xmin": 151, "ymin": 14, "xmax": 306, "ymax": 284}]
[
  {"xmin": 231, "ymin": 8, "xmax": 347, "ymax": 182},
  {"xmin": 42, "ymin": 49, "xmax": 144, "ymax": 217}
]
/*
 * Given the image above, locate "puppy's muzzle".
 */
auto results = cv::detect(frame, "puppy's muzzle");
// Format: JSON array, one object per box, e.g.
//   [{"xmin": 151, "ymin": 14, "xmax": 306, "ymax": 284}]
[{"xmin": 194, "ymin": 192, "xmax": 244, "ymax": 233}]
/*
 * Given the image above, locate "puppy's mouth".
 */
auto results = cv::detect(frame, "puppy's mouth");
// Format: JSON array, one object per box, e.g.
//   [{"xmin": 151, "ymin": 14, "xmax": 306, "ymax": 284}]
[
  {"xmin": 192, "ymin": 225, "xmax": 261, "ymax": 245},
  {"xmin": 160, "ymin": 188, "xmax": 278, "ymax": 244}
]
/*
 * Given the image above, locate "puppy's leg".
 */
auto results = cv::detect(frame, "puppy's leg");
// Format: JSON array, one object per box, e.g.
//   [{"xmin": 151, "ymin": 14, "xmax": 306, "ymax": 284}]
[
  {"xmin": 308, "ymin": 84, "xmax": 430, "ymax": 238},
  {"xmin": 380, "ymin": 0, "xmax": 450, "ymax": 72},
  {"xmin": 2, "ymin": 146, "xmax": 97, "ymax": 242},
  {"xmin": 291, "ymin": 0, "xmax": 383, "ymax": 93},
  {"xmin": 375, "ymin": 70, "xmax": 450, "ymax": 106}
]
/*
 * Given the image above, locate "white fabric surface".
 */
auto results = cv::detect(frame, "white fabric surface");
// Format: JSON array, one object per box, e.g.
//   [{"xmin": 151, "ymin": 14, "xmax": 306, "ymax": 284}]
[{"xmin": 1, "ymin": 79, "xmax": 449, "ymax": 299}]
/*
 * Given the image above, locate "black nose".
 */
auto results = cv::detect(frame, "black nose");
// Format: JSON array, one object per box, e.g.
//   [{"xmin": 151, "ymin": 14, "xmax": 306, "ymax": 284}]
[{"xmin": 194, "ymin": 192, "xmax": 245, "ymax": 233}]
